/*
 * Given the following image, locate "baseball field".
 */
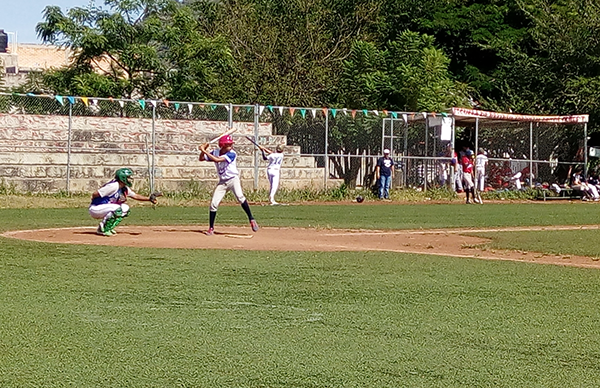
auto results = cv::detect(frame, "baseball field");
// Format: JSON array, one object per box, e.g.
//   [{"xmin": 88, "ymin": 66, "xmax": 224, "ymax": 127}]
[{"xmin": 2, "ymin": 201, "xmax": 600, "ymax": 387}]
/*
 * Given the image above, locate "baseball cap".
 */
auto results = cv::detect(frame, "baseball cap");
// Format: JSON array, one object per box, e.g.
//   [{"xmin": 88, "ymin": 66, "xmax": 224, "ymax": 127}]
[{"xmin": 383, "ymin": 149, "xmax": 390, "ymax": 154}]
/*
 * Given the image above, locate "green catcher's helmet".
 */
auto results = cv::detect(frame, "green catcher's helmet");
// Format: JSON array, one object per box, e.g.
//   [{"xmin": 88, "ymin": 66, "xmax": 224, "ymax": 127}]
[{"xmin": 115, "ymin": 168, "xmax": 134, "ymax": 187}]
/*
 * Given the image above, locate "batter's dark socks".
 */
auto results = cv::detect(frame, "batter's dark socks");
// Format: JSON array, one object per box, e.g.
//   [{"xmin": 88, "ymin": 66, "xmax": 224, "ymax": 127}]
[
  {"xmin": 209, "ymin": 211, "xmax": 217, "ymax": 229},
  {"xmin": 241, "ymin": 200, "xmax": 254, "ymax": 221}
]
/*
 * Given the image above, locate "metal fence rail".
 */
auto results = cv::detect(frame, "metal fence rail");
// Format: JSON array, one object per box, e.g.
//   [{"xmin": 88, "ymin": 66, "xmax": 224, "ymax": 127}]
[{"xmin": 0, "ymin": 92, "xmax": 588, "ymax": 193}]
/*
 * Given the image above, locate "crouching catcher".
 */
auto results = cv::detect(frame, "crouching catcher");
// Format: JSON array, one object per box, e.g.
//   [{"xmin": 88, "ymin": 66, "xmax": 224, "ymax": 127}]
[{"xmin": 89, "ymin": 168, "xmax": 161, "ymax": 236}]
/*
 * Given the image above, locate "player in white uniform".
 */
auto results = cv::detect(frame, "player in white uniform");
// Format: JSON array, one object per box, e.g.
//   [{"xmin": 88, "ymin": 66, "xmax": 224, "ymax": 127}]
[
  {"xmin": 259, "ymin": 144, "xmax": 284, "ymax": 205},
  {"xmin": 475, "ymin": 148, "xmax": 488, "ymax": 203},
  {"xmin": 199, "ymin": 135, "xmax": 259, "ymax": 235},
  {"xmin": 89, "ymin": 168, "xmax": 158, "ymax": 236}
]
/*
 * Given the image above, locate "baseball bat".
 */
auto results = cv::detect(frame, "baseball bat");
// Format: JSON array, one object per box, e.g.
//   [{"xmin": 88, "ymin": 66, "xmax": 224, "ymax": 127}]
[
  {"xmin": 245, "ymin": 135, "xmax": 262, "ymax": 149},
  {"xmin": 208, "ymin": 126, "xmax": 237, "ymax": 144}
]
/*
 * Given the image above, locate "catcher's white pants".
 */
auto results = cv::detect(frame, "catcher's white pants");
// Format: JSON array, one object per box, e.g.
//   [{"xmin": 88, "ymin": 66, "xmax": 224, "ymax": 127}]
[
  {"xmin": 210, "ymin": 176, "xmax": 246, "ymax": 212},
  {"xmin": 267, "ymin": 169, "xmax": 280, "ymax": 203},
  {"xmin": 463, "ymin": 172, "xmax": 474, "ymax": 190},
  {"xmin": 89, "ymin": 203, "xmax": 130, "ymax": 220}
]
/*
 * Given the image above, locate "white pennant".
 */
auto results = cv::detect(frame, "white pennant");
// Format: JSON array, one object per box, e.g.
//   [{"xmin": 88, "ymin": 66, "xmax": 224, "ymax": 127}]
[
  {"xmin": 402, "ymin": 114, "xmax": 408, "ymax": 124},
  {"xmin": 278, "ymin": 106, "xmax": 284, "ymax": 115},
  {"xmin": 259, "ymin": 105, "xmax": 265, "ymax": 116},
  {"xmin": 342, "ymin": 108, "xmax": 348, "ymax": 116},
  {"xmin": 188, "ymin": 104, "xmax": 193, "ymax": 114},
  {"xmin": 118, "ymin": 100, "xmax": 124, "ymax": 108},
  {"xmin": 311, "ymin": 109, "xmax": 316, "ymax": 118},
  {"xmin": 422, "ymin": 112, "xmax": 427, "ymax": 119},
  {"xmin": 150, "ymin": 100, "xmax": 157, "ymax": 108},
  {"xmin": 225, "ymin": 105, "xmax": 230, "ymax": 111},
  {"xmin": 92, "ymin": 99, "xmax": 98, "ymax": 105}
]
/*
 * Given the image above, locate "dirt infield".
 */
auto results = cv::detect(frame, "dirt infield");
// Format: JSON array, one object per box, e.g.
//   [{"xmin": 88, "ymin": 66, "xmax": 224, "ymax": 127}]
[{"xmin": 4, "ymin": 224, "xmax": 600, "ymax": 269}]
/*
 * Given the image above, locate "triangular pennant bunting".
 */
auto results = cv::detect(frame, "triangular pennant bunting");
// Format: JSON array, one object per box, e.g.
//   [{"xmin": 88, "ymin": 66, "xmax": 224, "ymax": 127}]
[
  {"xmin": 351, "ymin": 110, "xmax": 357, "ymax": 118},
  {"xmin": 391, "ymin": 112, "xmax": 398, "ymax": 119},
  {"xmin": 92, "ymin": 99, "xmax": 98, "ymax": 105},
  {"xmin": 138, "ymin": 99, "xmax": 145, "ymax": 109},
  {"xmin": 234, "ymin": 106, "xmax": 240, "ymax": 113},
  {"xmin": 331, "ymin": 108, "xmax": 337, "ymax": 118},
  {"xmin": 278, "ymin": 106, "xmax": 283, "ymax": 115},
  {"xmin": 210, "ymin": 105, "xmax": 216, "ymax": 110},
  {"xmin": 174, "ymin": 103, "xmax": 180, "ymax": 111},
  {"xmin": 322, "ymin": 108, "xmax": 328, "ymax": 117},
  {"xmin": 372, "ymin": 110, "xmax": 379, "ymax": 116},
  {"xmin": 382, "ymin": 110, "xmax": 388, "ymax": 116},
  {"xmin": 188, "ymin": 104, "xmax": 193, "ymax": 114},
  {"xmin": 311, "ymin": 109, "xmax": 317, "ymax": 118},
  {"xmin": 300, "ymin": 109, "xmax": 306, "ymax": 118},
  {"xmin": 432, "ymin": 112, "xmax": 437, "ymax": 118},
  {"xmin": 67, "ymin": 96, "xmax": 75, "ymax": 105},
  {"xmin": 55, "ymin": 95, "xmax": 64, "ymax": 105},
  {"xmin": 81, "ymin": 97, "xmax": 89, "ymax": 106},
  {"xmin": 289, "ymin": 107, "xmax": 295, "ymax": 116},
  {"xmin": 163, "ymin": 99, "xmax": 169, "ymax": 107},
  {"xmin": 259, "ymin": 106, "xmax": 265, "ymax": 116},
  {"xmin": 119, "ymin": 100, "xmax": 125, "ymax": 108},
  {"xmin": 402, "ymin": 114, "xmax": 408, "ymax": 123},
  {"xmin": 150, "ymin": 100, "xmax": 157, "ymax": 108},
  {"xmin": 362, "ymin": 109, "xmax": 368, "ymax": 116},
  {"xmin": 342, "ymin": 108, "xmax": 348, "ymax": 116},
  {"xmin": 421, "ymin": 112, "xmax": 427, "ymax": 119}
]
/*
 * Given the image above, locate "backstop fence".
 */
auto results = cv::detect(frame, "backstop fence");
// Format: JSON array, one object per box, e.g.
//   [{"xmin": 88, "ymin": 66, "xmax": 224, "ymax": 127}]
[{"xmin": 0, "ymin": 92, "xmax": 589, "ymax": 193}]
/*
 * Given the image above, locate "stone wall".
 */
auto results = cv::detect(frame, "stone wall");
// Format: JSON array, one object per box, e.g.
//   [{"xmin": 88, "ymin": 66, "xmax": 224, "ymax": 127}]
[{"xmin": 0, "ymin": 114, "xmax": 331, "ymax": 193}]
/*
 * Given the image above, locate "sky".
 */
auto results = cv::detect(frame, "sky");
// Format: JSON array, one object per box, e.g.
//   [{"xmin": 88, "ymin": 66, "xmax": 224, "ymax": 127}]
[{"xmin": 0, "ymin": 0, "xmax": 94, "ymax": 44}]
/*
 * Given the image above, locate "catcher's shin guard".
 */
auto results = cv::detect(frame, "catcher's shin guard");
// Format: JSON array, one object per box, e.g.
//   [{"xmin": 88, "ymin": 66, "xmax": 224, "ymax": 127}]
[{"xmin": 103, "ymin": 208, "xmax": 127, "ymax": 234}]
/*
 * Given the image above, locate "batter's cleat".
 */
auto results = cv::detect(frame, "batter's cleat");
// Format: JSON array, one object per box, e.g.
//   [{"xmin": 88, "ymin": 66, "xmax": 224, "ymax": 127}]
[
  {"xmin": 250, "ymin": 219, "xmax": 259, "ymax": 232},
  {"xmin": 270, "ymin": 202, "xmax": 279, "ymax": 206},
  {"xmin": 205, "ymin": 228, "xmax": 214, "ymax": 236}
]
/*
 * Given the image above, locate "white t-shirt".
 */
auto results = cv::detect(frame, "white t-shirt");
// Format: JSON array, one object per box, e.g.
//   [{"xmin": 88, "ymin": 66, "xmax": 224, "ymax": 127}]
[
  {"xmin": 267, "ymin": 152, "xmax": 284, "ymax": 172},
  {"xmin": 476, "ymin": 154, "xmax": 488, "ymax": 173},
  {"xmin": 206, "ymin": 149, "xmax": 238, "ymax": 181}
]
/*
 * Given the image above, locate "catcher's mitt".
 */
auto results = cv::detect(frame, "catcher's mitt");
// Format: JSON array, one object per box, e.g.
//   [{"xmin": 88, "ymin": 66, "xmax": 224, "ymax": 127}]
[{"xmin": 149, "ymin": 191, "xmax": 162, "ymax": 204}]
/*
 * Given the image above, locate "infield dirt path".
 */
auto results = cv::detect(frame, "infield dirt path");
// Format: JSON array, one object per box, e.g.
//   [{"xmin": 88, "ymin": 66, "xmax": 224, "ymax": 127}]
[{"xmin": 4, "ymin": 224, "xmax": 600, "ymax": 269}]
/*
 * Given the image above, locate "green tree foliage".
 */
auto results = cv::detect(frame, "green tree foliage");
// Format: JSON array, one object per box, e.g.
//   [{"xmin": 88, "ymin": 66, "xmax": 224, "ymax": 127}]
[{"xmin": 35, "ymin": 0, "xmax": 234, "ymax": 100}]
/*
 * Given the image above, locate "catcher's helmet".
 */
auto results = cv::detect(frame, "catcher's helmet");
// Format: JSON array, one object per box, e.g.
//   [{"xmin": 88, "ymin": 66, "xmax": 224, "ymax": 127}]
[
  {"xmin": 115, "ymin": 168, "xmax": 134, "ymax": 187},
  {"xmin": 356, "ymin": 195, "xmax": 364, "ymax": 203},
  {"xmin": 219, "ymin": 134, "xmax": 234, "ymax": 148}
]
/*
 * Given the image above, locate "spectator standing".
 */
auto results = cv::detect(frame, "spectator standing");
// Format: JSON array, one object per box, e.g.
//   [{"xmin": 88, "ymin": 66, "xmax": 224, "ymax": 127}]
[
  {"xmin": 376, "ymin": 149, "xmax": 394, "ymax": 199},
  {"xmin": 475, "ymin": 148, "xmax": 489, "ymax": 196}
]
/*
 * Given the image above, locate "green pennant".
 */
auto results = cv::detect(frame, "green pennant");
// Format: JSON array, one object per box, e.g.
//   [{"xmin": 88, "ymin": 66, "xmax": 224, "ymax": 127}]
[
  {"xmin": 174, "ymin": 103, "xmax": 180, "ymax": 111},
  {"xmin": 246, "ymin": 106, "xmax": 252, "ymax": 112},
  {"xmin": 391, "ymin": 112, "xmax": 398, "ymax": 119},
  {"xmin": 267, "ymin": 105, "xmax": 273, "ymax": 112},
  {"xmin": 67, "ymin": 96, "xmax": 75, "ymax": 105},
  {"xmin": 139, "ymin": 99, "xmax": 146, "ymax": 109},
  {"xmin": 55, "ymin": 95, "xmax": 64, "ymax": 105},
  {"xmin": 441, "ymin": 112, "xmax": 448, "ymax": 117},
  {"xmin": 210, "ymin": 104, "xmax": 216, "ymax": 110},
  {"xmin": 362, "ymin": 109, "xmax": 368, "ymax": 116},
  {"xmin": 300, "ymin": 109, "xmax": 306, "ymax": 118},
  {"xmin": 331, "ymin": 108, "xmax": 337, "ymax": 118}
]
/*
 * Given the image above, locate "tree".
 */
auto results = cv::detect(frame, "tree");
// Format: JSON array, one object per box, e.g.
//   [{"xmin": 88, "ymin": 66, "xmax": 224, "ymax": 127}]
[{"xmin": 35, "ymin": 0, "xmax": 234, "ymax": 101}]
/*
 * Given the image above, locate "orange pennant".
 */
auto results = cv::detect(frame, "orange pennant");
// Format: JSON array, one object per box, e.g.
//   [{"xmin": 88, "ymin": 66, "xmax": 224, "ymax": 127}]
[{"xmin": 289, "ymin": 107, "xmax": 296, "ymax": 116}]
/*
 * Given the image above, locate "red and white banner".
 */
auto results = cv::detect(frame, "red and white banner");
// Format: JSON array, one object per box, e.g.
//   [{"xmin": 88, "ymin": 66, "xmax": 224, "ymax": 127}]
[{"xmin": 451, "ymin": 107, "xmax": 588, "ymax": 124}]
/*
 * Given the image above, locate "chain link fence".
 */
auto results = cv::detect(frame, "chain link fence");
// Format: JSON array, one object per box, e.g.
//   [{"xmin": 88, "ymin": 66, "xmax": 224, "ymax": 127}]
[{"xmin": 0, "ymin": 92, "xmax": 589, "ymax": 194}]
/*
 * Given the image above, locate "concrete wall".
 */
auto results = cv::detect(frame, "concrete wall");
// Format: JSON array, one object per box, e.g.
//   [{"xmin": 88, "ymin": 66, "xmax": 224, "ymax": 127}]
[{"xmin": 0, "ymin": 113, "xmax": 331, "ymax": 193}]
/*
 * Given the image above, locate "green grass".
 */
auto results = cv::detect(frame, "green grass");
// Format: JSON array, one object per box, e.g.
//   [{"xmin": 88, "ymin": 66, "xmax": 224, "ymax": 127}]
[{"xmin": 2, "ymin": 203, "xmax": 600, "ymax": 387}]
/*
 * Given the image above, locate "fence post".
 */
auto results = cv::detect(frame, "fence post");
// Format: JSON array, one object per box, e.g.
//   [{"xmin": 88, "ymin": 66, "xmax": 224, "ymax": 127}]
[
  {"xmin": 584, "ymin": 122, "xmax": 588, "ymax": 178},
  {"xmin": 228, "ymin": 102, "xmax": 233, "ymax": 128},
  {"xmin": 324, "ymin": 110, "xmax": 329, "ymax": 189},
  {"xmin": 529, "ymin": 121, "xmax": 533, "ymax": 188},
  {"xmin": 151, "ymin": 103, "xmax": 156, "ymax": 193},
  {"xmin": 254, "ymin": 104, "xmax": 259, "ymax": 191},
  {"xmin": 66, "ymin": 102, "xmax": 73, "ymax": 193}
]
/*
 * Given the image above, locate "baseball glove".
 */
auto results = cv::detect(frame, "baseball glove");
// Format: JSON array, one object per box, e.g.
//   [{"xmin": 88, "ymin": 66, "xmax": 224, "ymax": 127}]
[{"xmin": 149, "ymin": 191, "xmax": 162, "ymax": 204}]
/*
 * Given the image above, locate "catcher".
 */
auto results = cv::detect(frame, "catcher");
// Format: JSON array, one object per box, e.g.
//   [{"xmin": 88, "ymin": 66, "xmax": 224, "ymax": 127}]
[{"xmin": 89, "ymin": 168, "xmax": 161, "ymax": 236}]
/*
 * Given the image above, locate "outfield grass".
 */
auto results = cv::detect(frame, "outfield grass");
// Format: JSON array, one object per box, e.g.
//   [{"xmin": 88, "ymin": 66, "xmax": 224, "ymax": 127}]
[{"xmin": 2, "ymin": 203, "xmax": 600, "ymax": 387}]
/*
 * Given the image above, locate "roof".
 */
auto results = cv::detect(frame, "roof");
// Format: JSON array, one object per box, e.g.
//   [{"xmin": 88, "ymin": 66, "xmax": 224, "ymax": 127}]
[{"xmin": 451, "ymin": 107, "xmax": 588, "ymax": 126}]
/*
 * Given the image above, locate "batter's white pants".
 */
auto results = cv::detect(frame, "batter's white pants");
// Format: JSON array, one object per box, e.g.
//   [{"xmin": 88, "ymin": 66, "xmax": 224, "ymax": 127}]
[
  {"xmin": 476, "ymin": 169, "xmax": 485, "ymax": 192},
  {"xmin": 89, "ymin": 203, "xmax": 130, "ymax": 220},
  {"xmin": 210, "ymin": 176, "xmax": 247, "ymax": 212},
  {"xmin": 267, "ymin": 169, "xmax": 280, "ymax": 203}
]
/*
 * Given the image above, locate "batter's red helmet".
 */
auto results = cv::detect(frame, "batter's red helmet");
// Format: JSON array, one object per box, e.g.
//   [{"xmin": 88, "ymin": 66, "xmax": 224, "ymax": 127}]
[{"xmin": 219, "ymin": 134, "xmax": 234, "ymax": 148}]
